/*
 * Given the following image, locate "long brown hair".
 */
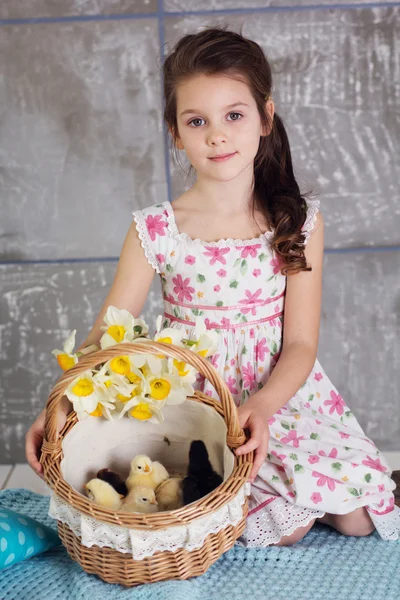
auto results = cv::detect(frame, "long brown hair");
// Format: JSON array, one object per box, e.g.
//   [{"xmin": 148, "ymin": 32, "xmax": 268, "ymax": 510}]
[{"xmin": 163, "ymin": 27, "xmax": 317, "ymax": 275}]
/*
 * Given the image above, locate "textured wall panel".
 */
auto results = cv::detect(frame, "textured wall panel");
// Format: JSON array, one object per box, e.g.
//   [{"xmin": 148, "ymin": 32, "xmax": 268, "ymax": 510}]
[
  {"xmin": 0, "ymin": 262, "xmax": 163, "ymax": 463},
  {"xmin": 165, "ymin": 0, "xmax": 399, "ymax": 11},
  {"xmin": 165, "ymin": 6, "xmax": 400, "ymax": 248},
  {"xmin": 0, "ymin": 19, "xmax": 167, "ymax": 261},
  {"xmin": 0, "ymin": 1, "xmax": 157, "ymax": 19}
]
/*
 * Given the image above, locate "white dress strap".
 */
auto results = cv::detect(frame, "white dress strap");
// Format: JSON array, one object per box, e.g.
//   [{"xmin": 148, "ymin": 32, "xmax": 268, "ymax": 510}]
[
  {"xmin": 132, "ymin": 203, "xmax": 170, "ymax": 274},
  {"xmin": 302, "ymin": 199, "xmax": 320, "ymax": 244}
]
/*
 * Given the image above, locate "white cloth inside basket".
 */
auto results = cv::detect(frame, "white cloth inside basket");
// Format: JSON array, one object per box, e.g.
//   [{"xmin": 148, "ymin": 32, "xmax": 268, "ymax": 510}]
[
  {"xmin": 49, "ymin": 401, "xmax": 249, "ymax": 559},
  {"xmin": 60, "ymin": 401, "xmax": 234, "ymax": 491}
]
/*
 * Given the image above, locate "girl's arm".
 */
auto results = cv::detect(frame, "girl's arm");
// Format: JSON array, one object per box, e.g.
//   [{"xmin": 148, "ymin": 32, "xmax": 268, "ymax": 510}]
[
  {"xmin": 236, "ymin": 212, "xmax": 324, "ymax": 480},
  {"xmin": 26, "ymin": 221, "xmax": 156, "ymax": 477},
  {"xmin": 254, "ymin": 210, "xmax": 324, "ymax": 419}
]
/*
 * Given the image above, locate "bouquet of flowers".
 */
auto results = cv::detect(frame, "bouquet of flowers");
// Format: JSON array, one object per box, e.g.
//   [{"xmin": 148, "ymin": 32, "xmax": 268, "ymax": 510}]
[{"xmin": 51, "ymin": 307, "xmax": 219, "ymax": 424}]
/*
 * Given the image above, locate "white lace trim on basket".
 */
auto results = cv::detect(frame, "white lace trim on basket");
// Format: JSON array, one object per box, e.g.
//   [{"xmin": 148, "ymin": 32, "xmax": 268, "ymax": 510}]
[
  {"xmin": 132, "ymin": 210, "xmax": 161, "ymax": 274},
  {"xmin": 49, "ymin": 482, "xmax": 251, "ymax": 560}
]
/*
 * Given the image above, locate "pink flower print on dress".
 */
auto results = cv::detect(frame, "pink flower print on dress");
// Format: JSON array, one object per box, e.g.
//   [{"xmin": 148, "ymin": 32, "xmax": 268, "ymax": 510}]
[
  {"xmin": 172, "ymin": 274, "xmax": 195, "ymax": 302},
  {"xmin": 210, "ymin": 354, "xmax": 220, "ymax": 369},
  {"xmin": 204, "ymin": 317, "xmax": 219, "ymax": 328},
  {"xmin": 268, "ymin": 416, "xmax": 276, "ymax": 426},
  {"xmin": 214, "ymin": 285, "xmax": 221, "ymax": 293},
  {"xmin": 238, "ymin": 244, "xmax": 262, "ymax": 259},
  {"xmin": 339, "ymin": 431, "xmax": 350, "ymax": 439},
  {"xmin": 312, "ymin": 471, "xmax": 344, "ymax": 491},
  {"xmin": 319, "ymin": 448, "xmax": 338, "ymax": 459},
  {"xmin": 314, "ymin": 372, "xmax": 323, "ymax": 382},
  {"xmin": 361, "ymin": 456, "xmax": 387, "ymax": 473},
  {"xmin": 271, "ymin": 450, "xmax": 288, "ymax": 463},
  {"xmin": 252, "ymin": 269, "xmax": 261, "ymax": 278},
  {"xmin": 205, "ymin": 390, "xmax": 213, "ymax": 397},
  {"xmin": 203, "ymin": 246, "xmax": 230, "ymax": 266},
  {"xmin": 270, "ymin": 257, "xmax": 281, "ymax": 275},
  {"xmin": 185, "ymin": 255, "xmax": 196, "ymax": 265},
  {"xmin": 146, "ymin": 214, "xmax": 168, "ymax": 241},
  {"xmin": 324, "ymin": 390, "xmax": 346, "ymax": 416},
  {"xmin": 226, "ymin": 376, "xmax": 239, "ymax": 395},
  {"xmin": 255, "ymin": 337, "xmax": 269, "ymax": 362},
  {"xmin": 220, "ymin": 317, "xmax": 231, "ymax": 328},
  {"xmin": 156, "ymin": 253, "xmax": 165, "ymax": 264},
  {"xmin": 311, "ymin": 492, "xmax": 323, "ymax": 505},
  {"xmin": 217, "ymin": 269, "xmax": 227, "ymax": 277},
  {"xmin": 378, "ymin": 484, "xmax": 385, "ymax": 493},
  {"xmin": 239, "ymin": 288, "xmax": 263, "ymax": 316},
  {"xmin": 242, "ymin": 362, "xmax": 256, "ymax": 390},
  {"xmin": 280, "ymin": 430, "xmax": 307, "ymax": 447},
  {"xmin": 308, "ymin": 455, "xmax": 320, "ymax": 464},
  {"xmin": 230, "ymin": 358, "xmax": 235, "ymax": 366}
]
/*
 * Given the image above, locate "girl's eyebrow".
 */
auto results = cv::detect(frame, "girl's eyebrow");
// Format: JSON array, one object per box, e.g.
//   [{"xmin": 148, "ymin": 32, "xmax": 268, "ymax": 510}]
[{"xmin": 179, "ymin": 102, "xmax": 249, "ymax": 117}]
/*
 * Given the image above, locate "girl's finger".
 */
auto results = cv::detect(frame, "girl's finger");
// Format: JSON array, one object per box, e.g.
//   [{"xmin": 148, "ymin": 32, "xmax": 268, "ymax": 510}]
[{"xmin": 249, "ymin": 441, "xmax": 268, "ymax": 482}]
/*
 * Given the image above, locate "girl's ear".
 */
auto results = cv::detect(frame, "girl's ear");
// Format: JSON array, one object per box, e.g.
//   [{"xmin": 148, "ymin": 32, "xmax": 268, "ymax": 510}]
[
  {"xmin": 168, "ymin": 125, "xmax": 185, "ymax": 150},
  {"xmin": 262, "ymin": 99, "xmax": 275, "ymax": 137}
]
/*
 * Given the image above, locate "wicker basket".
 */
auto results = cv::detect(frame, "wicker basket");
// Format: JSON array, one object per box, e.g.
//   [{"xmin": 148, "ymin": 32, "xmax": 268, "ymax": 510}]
[{"xmin": 40, "ymin": 341, "xmax": 253, "ymax": 587}]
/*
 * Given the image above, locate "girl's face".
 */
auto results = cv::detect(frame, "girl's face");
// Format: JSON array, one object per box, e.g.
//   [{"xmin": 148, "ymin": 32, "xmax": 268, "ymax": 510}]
[{"xmin": 174, "ymin": 73, "xmax": 273, "ymax": 183}]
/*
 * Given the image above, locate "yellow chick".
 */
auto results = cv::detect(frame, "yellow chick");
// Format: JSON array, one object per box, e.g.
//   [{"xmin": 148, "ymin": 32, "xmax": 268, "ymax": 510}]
[
  {"xmin": 121, "ymin": 486, "xmax": 159, "ymax": 514},
  {"xmin": 126, "ymin": 455, "xmax": 169, "ymax": 491},
  {"xmin": 156, "ymin": 477, "xmax": 183, "ymax": 512},
  {"xmin": 85, "ymin": 478, "xmax": 123, "ymax": 510}
]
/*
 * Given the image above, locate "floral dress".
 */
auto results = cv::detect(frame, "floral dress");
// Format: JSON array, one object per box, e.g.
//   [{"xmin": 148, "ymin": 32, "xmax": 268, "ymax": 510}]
[{"xmin": 133, "ymin": 200, "xmax": 400, "ymax": 545}]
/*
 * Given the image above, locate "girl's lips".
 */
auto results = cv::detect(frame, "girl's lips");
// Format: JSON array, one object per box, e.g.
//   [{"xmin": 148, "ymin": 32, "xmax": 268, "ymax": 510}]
[{"xmin": 209, "ymin": 152, "xmax": 237, "ymax": 162}]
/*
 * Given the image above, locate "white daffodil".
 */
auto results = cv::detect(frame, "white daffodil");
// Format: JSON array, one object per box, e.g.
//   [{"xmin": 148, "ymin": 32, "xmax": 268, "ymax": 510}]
[
  {"xmin": 92, "ymin": 363, "xmax": 136, "ymax": 400},
  {"xmin": 167, "ymin": 357, "xmax": 197, "ymax": 387},
  {"xmin": 190, "ymin": 317, "xmax": 220, "ymax": 358},
  {"xmin": 51, "ymin": 330, "xmax": 79, "ymax": 371},
  {"xmin": 154, "ymin": 325, "xmax": 186, "ymax": 348},
  {"xmin": 118, "ymin": 395, "xmax": 164, "ymax": 424},
  {"xmin": 99, "ymin": 306, "xmax": 150, "ymax": 349},
  {"xmin": 66, "ymin": 370, "xmax": 115, "ymax": 420},
  {"xmin": 147, "ymin": 373, "xmax": 187, "ymax": 406},
  {"xmin": 129, "ymin": 352, "xmax": 165, "ymax": 377}
]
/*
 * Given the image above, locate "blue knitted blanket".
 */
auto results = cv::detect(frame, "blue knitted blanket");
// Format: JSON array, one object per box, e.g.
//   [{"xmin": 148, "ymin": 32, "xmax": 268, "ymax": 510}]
[{"xmin": 1, "ymin": 489, "xmax": 399, "ymax": 600}]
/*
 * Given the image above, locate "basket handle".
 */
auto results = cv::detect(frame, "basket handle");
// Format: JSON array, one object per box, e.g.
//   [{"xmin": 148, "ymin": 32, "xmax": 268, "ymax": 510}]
[{"xmin": 43, "ymin": 340, "xmax": 246, "ymax": 451}]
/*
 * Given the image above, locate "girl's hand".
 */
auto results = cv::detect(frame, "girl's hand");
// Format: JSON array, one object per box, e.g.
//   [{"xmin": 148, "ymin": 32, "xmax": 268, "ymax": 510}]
[
  {"xmin": 25, "ymin": 396, "xmax": 71, "ymax": 479},
  {"xmin": 235, "ymin": 394, "xmax": 270, "ymax": 483}
]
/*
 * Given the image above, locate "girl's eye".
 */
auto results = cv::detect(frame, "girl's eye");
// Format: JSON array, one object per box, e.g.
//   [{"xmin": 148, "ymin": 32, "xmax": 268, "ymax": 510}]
[
  {"xmin": 227, "ymin": 112, "xmax": 242, "ymax": 121},
  {"xmin": 189, "ymin": 118, "xmax": 205, "ymax": 127}
]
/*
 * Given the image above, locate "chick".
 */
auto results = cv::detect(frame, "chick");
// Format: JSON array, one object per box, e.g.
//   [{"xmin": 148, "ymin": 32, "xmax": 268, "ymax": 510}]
[
  {"xmin": 126, "ymin": 455, "xmax": 169, "ymax": 491},
  {"xmin": 156, "ymin": 477, "xmax": 183, "ymax": 511},
  {"xmin": 182, "ymin": 440, "xmax": 223, "ymax": 505},
  {"xmin": 97, "ymin": 468, "xmax": 128, "ymax": 496},
  {"xmin": 85, "ymin": 478, "xmax": 123, "ymax": 510},
  {"xmin": 121, "ymin": 486, "xmax": 159, "ymax": 514}
]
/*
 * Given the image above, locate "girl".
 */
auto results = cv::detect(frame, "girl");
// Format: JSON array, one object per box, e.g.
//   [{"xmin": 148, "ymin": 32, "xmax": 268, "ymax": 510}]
[{"xmin": 26, "ymin": 27, "xmax": 399, "ymax": 547}]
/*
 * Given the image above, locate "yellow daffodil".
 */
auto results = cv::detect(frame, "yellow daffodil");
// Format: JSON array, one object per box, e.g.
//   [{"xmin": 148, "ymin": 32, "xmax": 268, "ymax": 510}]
[
  {"xmin": 66, "ymin": 371, "xmax": 116, "ymax": 420},
  {"xmin": 118, "ymin": 395, "xmax": 164, "ymax": 424},
  {"xmin": 99, "ymin": 306, "xmax": 149, "ymax": 349},
  {"xmin": 93, "ymin": 363, "xmax": 137, "ymax": 399},
  {"xmin": 51, "ymin": 330, "xmax": 79, "ymax": 371},
  {"xmin": 147, "ymin": 373, "xmax": 187, "ymax": 405},
  {"xmin": 167, "ymin": 357, "xmax": 197, "ymax": 388}
]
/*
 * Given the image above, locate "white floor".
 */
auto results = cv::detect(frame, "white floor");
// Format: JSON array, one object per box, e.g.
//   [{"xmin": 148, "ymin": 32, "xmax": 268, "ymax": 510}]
[{"xmin": 1, "ymin": 453, "xmax": 400, "ymax": 495}]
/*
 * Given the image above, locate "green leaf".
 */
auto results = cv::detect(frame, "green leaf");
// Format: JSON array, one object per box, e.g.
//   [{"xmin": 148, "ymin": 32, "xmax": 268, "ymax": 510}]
[
  {"xmin": 234, "ymin": 257, "xmax": 242, "ymax": 268},
  {"xmin": 331, "ymin": 462, "xmax": 342, "ymax": 472},
  {"xmin": 166, "ymin": 264, "xmax": 173, "ymax": 272},
  {"xmin": 259, "ymin": 253, "xmax": 268, "ymax": 262},
  {"xmin": 364, "ymin": 473, "xmax": 372, "ymax": 483},
  {"xmin": 271, "ymin": 475, "xmax": 279, "ymax": 482},
  {"xmin": 191, "ymin": 308, "xmax": 200, "ymax": 316},
  {"xmin": 308, "ymin": 394, "xmax": 315, "ymax": 402},
  {"xmin": 229, "ymin": 280, "xmax": 239, "ymax": 289},
  {"xmin": 281, "ymin": 421, "xmax": 290, "ymax": 431},
  {"xmin": 294, "ymin": 464, "xmax": 305, "ymax": 473},
  {"xmin": 133, "ymin": 325, "xmax": 143, "ymax": 335},
  {"xmin": 241, "ymin": 346, "xmax": 247, "ymax": 355},
  {"xmin": 196, "ymin": 274, "xmax": 206, "ymax": 283},
  {"xmin": 344, "ymin": 446, "xmax": 352, "ymax": 451},
  {"xmin": 241, "ymin": 315, "xmax": 248, "ymax": 322},
  {"xmin": 347, "ymin": 488, "xmax": 362, "ymax": 497},
  {"xmin": 258, "ymin": 381, "xmax": 264, "ymax": 390},
  {"xmin": 267, "ymin": 275, "xmax": 275, "ymax": 281},
  {"xmin": 173, "ymin": 307, "xmax": 179, "ymax": 317},
  {"xmin": 310, "ymin": 433, "xmax": 320, "ymax": 440},
  {"xmin": 345, "ymin": 411, "xmax": 352, "ymax": 418},
  {"xmin": 216, "ymin": 300, "xmax": 223, "ymax": 306},
  {"xmin": 271, "ymin": 341, "xmax": 278, "ymax": 355},
  {"xmin": 271, "ymin": 288, "xmax": 277, "ymax": 296},
  {"xmin": 289, "ymin": 453, "xmax": 298, "ymax": 461},
  {"xmin": 240, "ymin": 259, "xmax": 248, "ymax": 276},
  {"xmin": 330, "ymin": 424, "xmax": 339, "ymax": 430}
]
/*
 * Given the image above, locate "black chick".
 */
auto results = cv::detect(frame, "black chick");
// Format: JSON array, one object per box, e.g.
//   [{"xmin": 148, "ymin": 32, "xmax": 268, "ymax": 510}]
[
  {"xmin": 96, "ymin": 468, "xmax": 128, "ymax": 497},
  {"xmin": 182, "ymin": 440, "xmax": 223, "ymax": 505}
]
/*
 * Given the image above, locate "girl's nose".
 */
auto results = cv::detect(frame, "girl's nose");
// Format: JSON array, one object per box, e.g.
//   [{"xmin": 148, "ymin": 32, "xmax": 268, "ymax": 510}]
[{"xmin": 207, "ymin": 126, "xmax": 227, "ymax": 146}]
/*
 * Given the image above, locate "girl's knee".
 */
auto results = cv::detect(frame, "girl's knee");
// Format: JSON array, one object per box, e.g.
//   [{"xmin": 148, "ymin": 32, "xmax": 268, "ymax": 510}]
[
  {"xmin": 330, "ymin": 508, "xmax": 375, "ymax": 537},
  {"xmin": 273, "ymin": 518, "xmax": 316, "ymax": 547}
]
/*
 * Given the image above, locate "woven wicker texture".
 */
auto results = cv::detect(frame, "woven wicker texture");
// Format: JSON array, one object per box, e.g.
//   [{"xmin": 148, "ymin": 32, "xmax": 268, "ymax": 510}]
[
  {"xmin": 1, "ymin": 489, "xmax": 400, "ymax": 600},
  {"xmin": 40, "ymin": 341, "xmax": 253, "ymax": 585}
]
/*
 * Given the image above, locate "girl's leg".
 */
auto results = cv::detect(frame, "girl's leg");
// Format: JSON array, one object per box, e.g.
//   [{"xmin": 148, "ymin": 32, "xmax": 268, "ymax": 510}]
[
  {"xmin": 273, "ymin": 518, "xmax": 317, "ymax": 547},
  {"xmin": 317, "ymin": 508, "xmax": 375, "ymax": 537}
]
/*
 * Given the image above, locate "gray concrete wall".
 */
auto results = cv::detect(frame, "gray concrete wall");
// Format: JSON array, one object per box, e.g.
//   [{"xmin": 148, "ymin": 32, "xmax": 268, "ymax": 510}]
[{"xmin": 1, "ymin": 1, "xmax": 399, "ymax": 462}]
